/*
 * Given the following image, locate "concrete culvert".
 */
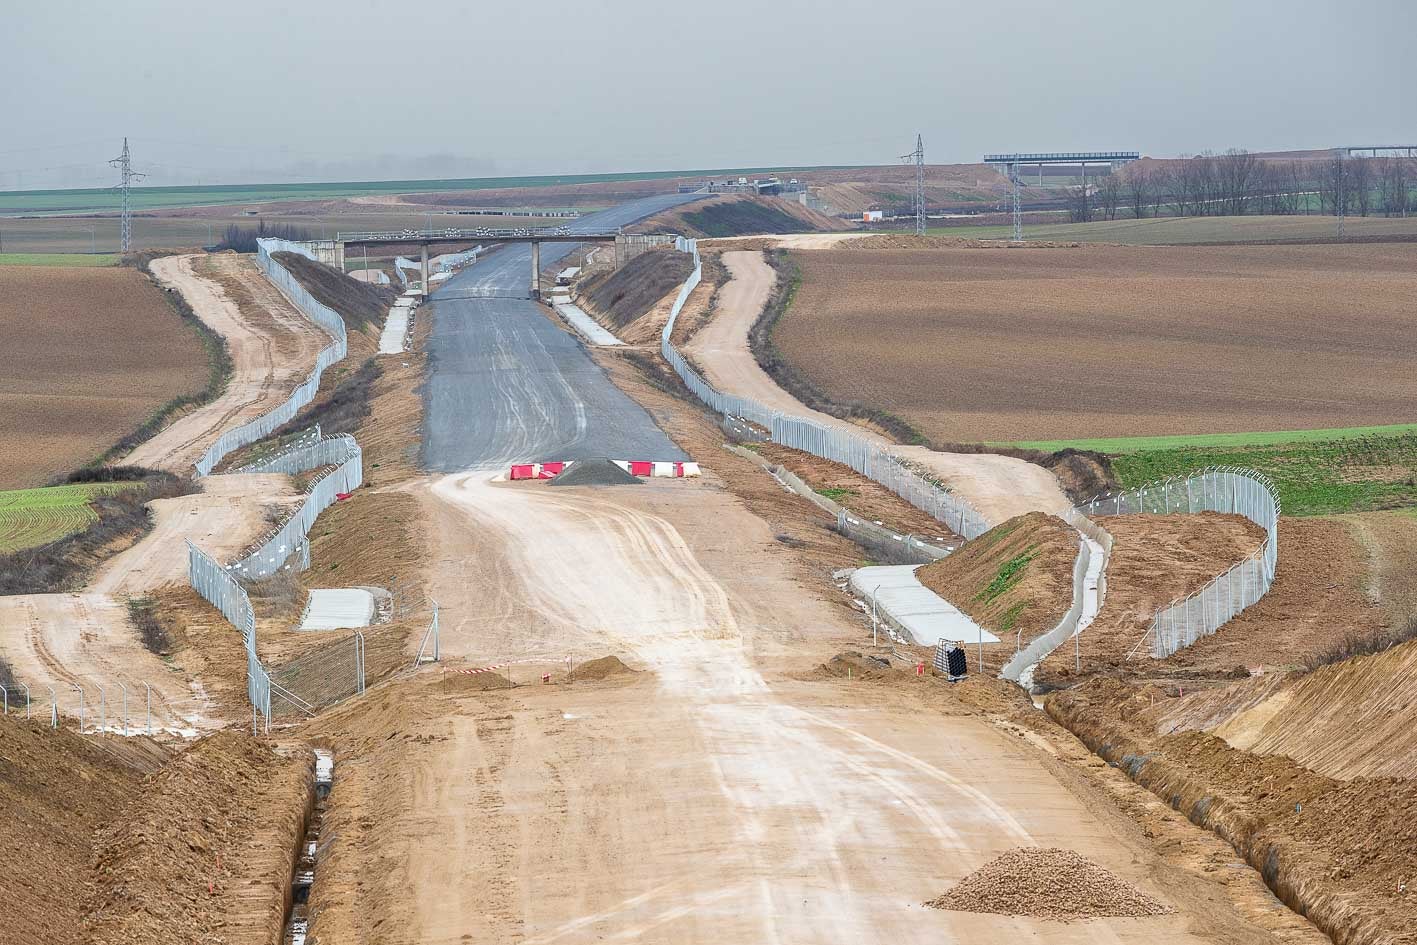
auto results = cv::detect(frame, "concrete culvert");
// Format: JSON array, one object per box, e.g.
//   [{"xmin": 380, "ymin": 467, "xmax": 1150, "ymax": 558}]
[{"xmin": 547, "ymin": 459, "xmax": 642, "ymax": 487}]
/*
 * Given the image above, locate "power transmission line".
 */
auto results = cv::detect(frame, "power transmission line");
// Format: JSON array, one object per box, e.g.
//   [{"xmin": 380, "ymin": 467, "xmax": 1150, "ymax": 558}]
[
  {"xmin": 108, "ymin": 138, "xmax": 145, "ymax": 252},
  {"xmin": 899, "ymin": 134, "xmax": 925, "ymax": 236}
]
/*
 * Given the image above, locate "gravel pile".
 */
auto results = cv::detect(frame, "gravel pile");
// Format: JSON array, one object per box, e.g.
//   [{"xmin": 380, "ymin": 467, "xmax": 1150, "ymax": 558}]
[
  {"xmin": 548, "ymin": 459, "xmax": 641, "ymax": 487},
  {"xmin": 925, "ymin": 847, "xmax": 1172, "ymax": 921}
]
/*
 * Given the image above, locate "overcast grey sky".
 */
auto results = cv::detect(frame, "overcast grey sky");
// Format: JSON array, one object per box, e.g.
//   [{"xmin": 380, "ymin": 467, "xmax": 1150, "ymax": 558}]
[{"xmin": 2, "ymin": 0, "xmax": 1412, "ymax": 189}]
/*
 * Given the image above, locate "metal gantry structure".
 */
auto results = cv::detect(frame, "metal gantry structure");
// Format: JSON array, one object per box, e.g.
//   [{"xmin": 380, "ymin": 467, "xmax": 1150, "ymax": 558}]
[
  {"xmin": 900, "ymin": 134, "xmax": 926, "ymax": 236},
  {"xmin": 983, "ymin": 151, "xmax": 1140, "ymax": 242},
  {"xmin": 108, "ymin": 137, "xmax": 144, "ymax": 253}
]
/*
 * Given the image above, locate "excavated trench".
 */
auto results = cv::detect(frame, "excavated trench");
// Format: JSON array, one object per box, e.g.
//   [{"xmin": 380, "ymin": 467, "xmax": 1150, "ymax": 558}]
[{"xmin": 283, "ymin": 748, "xmax": 333, "ymax": 945}]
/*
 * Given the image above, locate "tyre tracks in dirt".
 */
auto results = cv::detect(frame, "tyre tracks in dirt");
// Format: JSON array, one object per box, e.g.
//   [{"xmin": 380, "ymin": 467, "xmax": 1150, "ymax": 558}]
[
  {"xmin": 1, "ymin": 254, "xmax": 329, "ymax": 733},
  {"xmin": 123, "ymin": 253, "xmax": 331, "ymax": 473},
  {"xmin": 300, "ymin": 471, "xmax": 1304, "ymax": 945}
]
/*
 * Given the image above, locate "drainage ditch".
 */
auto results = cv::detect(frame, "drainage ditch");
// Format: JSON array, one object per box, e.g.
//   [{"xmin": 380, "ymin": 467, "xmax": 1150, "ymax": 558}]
[{"xmin": 284, "ymin": 748, "xmax": 333, "ymax": 945}]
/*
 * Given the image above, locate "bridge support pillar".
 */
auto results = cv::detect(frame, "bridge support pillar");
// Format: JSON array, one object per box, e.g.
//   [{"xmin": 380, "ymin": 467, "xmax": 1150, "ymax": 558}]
[
  {"xmin": 530, "ymin": 241, "xmax": 542, "ymax": 299},
  {"xmin": 420, "ymin": 243, "xmax": 429, "ymax": 296}
]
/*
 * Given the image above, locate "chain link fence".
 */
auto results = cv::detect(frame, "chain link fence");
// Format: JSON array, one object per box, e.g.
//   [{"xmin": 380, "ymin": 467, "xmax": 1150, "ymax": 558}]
[
  {"xmin": 1078, "ymin": 466, "xmax": 1280, "ymax": 657},
  {"xmin": 192, "ymin": 240, "xmax": 349, "ymax": 475},
  {"xmin": 659, "ymin": 238, "xmax": 989, "ymax": 539}
]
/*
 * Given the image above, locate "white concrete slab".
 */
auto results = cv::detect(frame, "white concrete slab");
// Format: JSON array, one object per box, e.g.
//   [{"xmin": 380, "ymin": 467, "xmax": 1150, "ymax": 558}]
[
  {"xmin": 299, "ymin": 588, "xmax": 376, "ymax": 630},
  {"xmin": 553, "ymin": 300, "xmax": 624, "ymax": 347},
  {"xmin": 379, "ymin": 301, "xmax": 414, "ymax": 354},
  {"xmin": 850, "ymin": 565, "xmax": 998, "ymax": 647}
]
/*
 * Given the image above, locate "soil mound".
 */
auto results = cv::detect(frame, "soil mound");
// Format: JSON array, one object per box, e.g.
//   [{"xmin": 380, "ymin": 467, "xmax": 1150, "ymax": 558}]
[
  {"xmin": 441, "ymin": 670, "xmax": 514, "ymax": 691},
  {"xmin": 916, "ymin": 512, "xmax": 1077, "ymax": 645},
  {"xmin": 926, "ymin": 847, "xmax": 1171, "ymax": 920},
  {"xmin": 578, "ymin": 250, "xmax": 693, "ymax": 328},
  {"xmin": 548, "ymin": 459, "xmax": 641, "ymax": 487},
  {"xmin": 567, "ymin": 655, "xmax": 636, "ymax": 681},
  {"xmin": 817, "ymin": 650, "xmax": 891, "ymax": 680}
]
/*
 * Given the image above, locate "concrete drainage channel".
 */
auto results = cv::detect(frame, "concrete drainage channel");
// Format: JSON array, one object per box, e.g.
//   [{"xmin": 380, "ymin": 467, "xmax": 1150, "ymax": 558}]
[{"xmin": 284, "ymin": 748, "xmax": 334, "ymax": 945}]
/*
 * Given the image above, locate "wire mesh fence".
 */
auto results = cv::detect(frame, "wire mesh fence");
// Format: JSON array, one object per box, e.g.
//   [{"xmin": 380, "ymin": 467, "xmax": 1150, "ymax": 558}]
[
  {"xmin": 1078, "ymin": 467, "xmax": 1280, "ymax": 657},
  {"xmin": 659, "ymin": 238, "xmax": 989, "ymax": 540},
  {"xmin": 192, "ymin": 240, "xmax": 349, "ymax": 475},
  {"xmin": 267, "ymin": 632, "xmax": 364, "ymax": 718}
]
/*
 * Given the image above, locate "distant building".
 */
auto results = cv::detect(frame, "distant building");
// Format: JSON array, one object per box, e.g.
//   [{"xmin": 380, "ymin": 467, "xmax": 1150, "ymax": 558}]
[{"xmin": 863, "ymin": 209, "xmax": 884, "ymax": 222}]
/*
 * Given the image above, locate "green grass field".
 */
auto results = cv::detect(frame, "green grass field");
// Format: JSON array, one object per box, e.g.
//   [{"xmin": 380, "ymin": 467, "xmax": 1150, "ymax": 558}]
[
  {"xmin": 0, "ymin": 252, "xmax": 121, "ymax": 267},
  {"xmin": 0, "ymin": 482, "xmax": 140, "ymax": 553},
  {"xmin": 1007, "ymin": 422, "xmax": 1417, "ymax": 455},
  {"xmin": 1100, "ymin": 432, "xmax": 1417, "ymax": 517},
  {"xmin": 927, "ymin": 214, "xmax": 1417, "ymax": 245},
  {"xmin": 0, "ymin": 164, "xmax": 857, "ymax": 215}
]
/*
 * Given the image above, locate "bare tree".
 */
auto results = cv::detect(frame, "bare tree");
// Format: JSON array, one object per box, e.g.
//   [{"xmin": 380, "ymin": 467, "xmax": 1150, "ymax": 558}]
[
  {"xmin": 1379, "ymin": 157, "xmax": 1411, "ymax": 217},
  {"xmin": 1097, "ymin": 172, "xmax": 1123, "ymax": 221},
  {"xmin": 1125, "ymin": 167, "xmax": 1151, "ymax": 219},
  {"xmin": 1349, "ymin": 154, "xmax": 1374, "ymax": 216},
  {"xmin": 1319, "ymin": 153, "xmax": 1347, "ymax": 215},
  {"xmin": 1216, "ymin": 149, "xmax": 1260, "ymax": 215},
  {"xmin": 1065, "ymin": 183, "xmax": 1093, "ymax": 223}
]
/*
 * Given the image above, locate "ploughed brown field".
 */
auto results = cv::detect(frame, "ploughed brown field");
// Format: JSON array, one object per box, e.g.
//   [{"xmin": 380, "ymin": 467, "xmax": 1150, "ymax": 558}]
[
  {"xmin": 775, "ymin": 244, "xmax": 1417, "ymax": 443},
  {"xmin": 0, "ymin": 265, "xmax": 208, "ymax": 488}
]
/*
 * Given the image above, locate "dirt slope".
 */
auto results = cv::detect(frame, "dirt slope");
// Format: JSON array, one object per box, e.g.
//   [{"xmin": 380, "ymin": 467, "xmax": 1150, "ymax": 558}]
[
  {"xmin": 917, "ymin": 512, "xmax": 1077, "ymax": 645},
  {"xmin": 273, "ymin": 251, "xmax": 395, "ymax": 330},
  {"xmin": 576, "ymin": 248, "xmax": 692, "ymax": 329},
  {"xmin": 1037, "ymin": 512, "xmax": 1265, "ymax": 683},
  {"xmin": 124, "ymin": 254, "xmax": 331, "ymax": 472}
]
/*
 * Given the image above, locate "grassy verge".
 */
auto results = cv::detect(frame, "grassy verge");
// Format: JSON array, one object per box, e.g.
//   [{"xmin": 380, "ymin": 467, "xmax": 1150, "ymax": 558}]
[
  {"xmin": 1007, "ymin": 422, "xmax": 1417, "ymax": 455},
  {"xmin": 1107, "ymin": 432, "xmax": 1417, "ymax": 516},
  {"xmin": 88, "ymin": 253, "xmax": 233, "ymax": 466},
  {"xmin": 0, "ymin": 482, "xmax": 144, "ymax": 553},
  {"xmin": 0, "ymin": 252, "xmax": 122, "ymax": 267},
  {"xmin": 0, "ymin": 468, "xmax": 198, "ymax": 594}
]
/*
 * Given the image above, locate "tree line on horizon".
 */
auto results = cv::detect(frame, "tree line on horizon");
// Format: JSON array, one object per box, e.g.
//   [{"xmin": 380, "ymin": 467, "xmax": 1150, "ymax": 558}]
[{"xmin": 1065, "ymin": 150, "xmax": 1414, "ymax": 223}]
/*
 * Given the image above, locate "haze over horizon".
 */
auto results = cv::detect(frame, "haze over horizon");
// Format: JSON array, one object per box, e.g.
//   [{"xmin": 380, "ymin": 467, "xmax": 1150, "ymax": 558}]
[{"xmin": 2, "ymin": 0, "xmax": 1411, "ymax": 191}]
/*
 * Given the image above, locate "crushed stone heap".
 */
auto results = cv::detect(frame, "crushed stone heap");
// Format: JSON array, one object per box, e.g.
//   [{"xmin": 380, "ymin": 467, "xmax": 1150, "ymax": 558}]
[{"xmin": 925, "ymin": 846, "xmax": 1173, "ymax": 921}]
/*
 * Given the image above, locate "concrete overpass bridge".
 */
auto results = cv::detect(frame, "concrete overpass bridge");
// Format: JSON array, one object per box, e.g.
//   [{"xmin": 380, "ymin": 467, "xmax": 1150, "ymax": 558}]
[{"xmin": 334, "ymin": 225, "xmax": 657, "ymax": 298}]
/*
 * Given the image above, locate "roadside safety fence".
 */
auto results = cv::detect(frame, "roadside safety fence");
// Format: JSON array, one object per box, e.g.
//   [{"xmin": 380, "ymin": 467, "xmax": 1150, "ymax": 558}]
[
  {"xmin": 192, "ymin": 239, "xmax": 349, "ymax": 476},
  {"xmin": 660, "ymin": 237, "xmax": 989, "ymax": 540},
  {"xmin": 1078, "ymin": 466, "xmax": 1280, "ymax": 658}
]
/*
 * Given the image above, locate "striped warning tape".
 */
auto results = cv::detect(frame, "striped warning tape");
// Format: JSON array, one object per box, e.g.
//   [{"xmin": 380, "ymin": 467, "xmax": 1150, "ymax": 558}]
[{"xmin": 450, "ymin": 658, "xmax": 562, "ymax": 676}]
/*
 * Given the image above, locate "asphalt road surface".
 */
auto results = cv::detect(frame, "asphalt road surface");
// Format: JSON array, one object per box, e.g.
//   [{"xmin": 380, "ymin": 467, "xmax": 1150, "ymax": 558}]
[{"xmin": 421, "ymin": 194, "xmax": 702, "ymax": 471}]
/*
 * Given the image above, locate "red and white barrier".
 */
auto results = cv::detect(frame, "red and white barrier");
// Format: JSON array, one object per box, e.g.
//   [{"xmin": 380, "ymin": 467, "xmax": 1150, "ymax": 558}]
[
  {"xmin": 505, "ymin": 460, "xmax": 699, "ymax": 480},
  {"xmin": 612, "ymin": 460, "xmax": 699, "ymax": 478}
]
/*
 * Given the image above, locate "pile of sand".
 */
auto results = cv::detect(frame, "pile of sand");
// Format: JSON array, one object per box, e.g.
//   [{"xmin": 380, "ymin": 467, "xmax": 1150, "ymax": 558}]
[
  {"xmin": 566, "ymin": 655, "xmax": 635, "ymax": 681},
  {"xmin": 925, "ymin": 847, "xmax": 1172, "ymax": 921}
]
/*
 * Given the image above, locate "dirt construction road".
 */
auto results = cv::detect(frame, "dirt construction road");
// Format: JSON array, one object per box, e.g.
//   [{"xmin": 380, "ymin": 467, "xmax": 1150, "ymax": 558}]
[
  {"xmin": 0, "ymin": 254, "xmax": 324, "ymax": 733},
  {"xmin": 304, "ymin": 471, "xmax": 1297, "ymax": 944},
  {"xmin": 124, "ymin": 253, "xmax": 331, "ymax": 472},
  {"xmin": 685, "ymin": 250, "xmax": 1070, "ymax": 522}
]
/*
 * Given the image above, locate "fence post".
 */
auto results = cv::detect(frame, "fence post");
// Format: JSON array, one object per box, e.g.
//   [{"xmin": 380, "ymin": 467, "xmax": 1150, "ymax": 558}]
[
  {"xmin": 119, "ymin": 684, "xmax": 128, "ymax": 737},
  {"xmin": 48, "ymin": 686, "xmax": 57, "ymax": 729},
  {"xmin": 21, "ymin": 683, "xmax": 30, "ymax": 719},
  {"xmin": 144, "ymin": 682, "xmax": 152, "ymax": 735},
  {"xmin": 1, "ymin": 684, "xmax": 6, "ymax": 715},
  {"xmin": 74, "ymin": 686, "xmax": 86, "ymax": 734}
]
